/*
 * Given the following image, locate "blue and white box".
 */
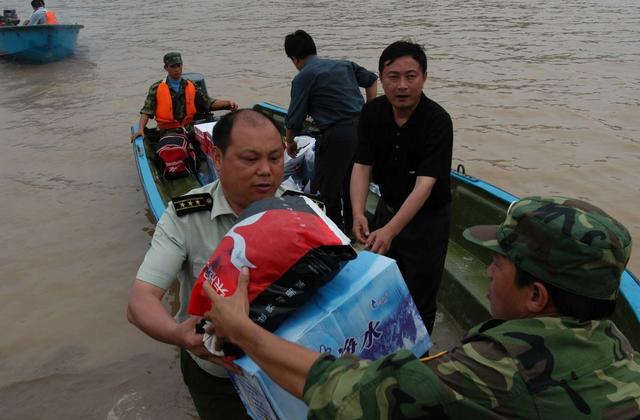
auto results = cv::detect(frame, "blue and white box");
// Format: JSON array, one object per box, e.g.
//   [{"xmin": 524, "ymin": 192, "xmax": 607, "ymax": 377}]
[{"xmin": 230, "ymin": 251, "xmax": 431, "ymax": 419}]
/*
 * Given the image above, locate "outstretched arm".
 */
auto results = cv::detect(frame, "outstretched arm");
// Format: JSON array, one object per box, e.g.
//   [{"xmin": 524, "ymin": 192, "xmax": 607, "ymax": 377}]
[
  {"xmin": 284, "ymin": 128, "xmax": 299, "ymax": 157},
  {"xmin": 350, "ymin": 163, "xmax": 373, "ymax": 243},
  {"xmin": 365, "ymin": 82, "xmax": 377, "ymax": 102},
  {"xmin": 203, "ymin": 268, "xmax": 321, "ymax": 398},
  {"xmin": 127, "ymin": 280, "xmax": 204, "ymax": 354},
  {"xmin": 127, "ymin": 279, "xmax": 239, "ymax": 371},
  {"xmin": 211, "ymin": 99, "xmax": 239, "ymax": 111},
  {"xmin": 366, "ymin": 176, "xmax": 435, "ymax": 254},
  {"xmin": 130, "ymin": 114, "xmax": 150, "ymax": 142}
]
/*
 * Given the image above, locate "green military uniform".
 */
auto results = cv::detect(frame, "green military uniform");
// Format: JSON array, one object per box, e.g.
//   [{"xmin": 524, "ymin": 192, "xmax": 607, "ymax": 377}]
[
  {"xmin": 302, "ymin": 196, "xmax": 639, "ymax": 418},
  {"xmin": 304, "ymin": 317, "xmax": 640, "ymax": 419},
  {"xmin": 140, "ymin": 77, "xmax": 215, "ymax": 138}
]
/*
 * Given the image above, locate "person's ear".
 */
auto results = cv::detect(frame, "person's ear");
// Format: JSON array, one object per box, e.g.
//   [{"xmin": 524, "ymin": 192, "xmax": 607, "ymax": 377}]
[
  {"xmin": 527, "ymin": 282, "xmax": 550, "ymax": 314},
  {"xmin": 212, "ymin": 146, "xmax": 223, "ymax": 173}
]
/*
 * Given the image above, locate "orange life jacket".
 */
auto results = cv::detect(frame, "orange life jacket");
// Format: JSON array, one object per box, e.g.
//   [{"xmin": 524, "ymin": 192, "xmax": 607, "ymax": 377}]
[
  {"xmin": 45, "ymin": 10, "xmax": 58, "ymax": 24},
  {"xmin": 155, "ymin": 80, "xmax": 197, "ymax": 130}
]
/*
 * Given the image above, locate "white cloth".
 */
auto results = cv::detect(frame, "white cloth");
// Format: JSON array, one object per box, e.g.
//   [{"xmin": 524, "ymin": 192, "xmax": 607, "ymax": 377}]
[
  {"xmin": 283, "ymin": 135, "xmax": 316, "ymax": 192},
  {"xmin": 202, "ymin": 320, "xmax": 225, "ymax": 357}
]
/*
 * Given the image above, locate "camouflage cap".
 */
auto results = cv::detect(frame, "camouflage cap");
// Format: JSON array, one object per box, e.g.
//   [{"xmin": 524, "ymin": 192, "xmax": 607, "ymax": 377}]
[
  {"xmin": 163, "ymin": 52, "xmax": 182, "ymax": 66},
  {"xmin": 463, "ymin": 196, "xmax": 632, "ymax": 300}
]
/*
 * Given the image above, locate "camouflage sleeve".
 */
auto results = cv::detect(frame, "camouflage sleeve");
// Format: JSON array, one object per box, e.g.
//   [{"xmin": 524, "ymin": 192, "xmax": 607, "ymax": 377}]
[
  {"xmin": 195, "ymin": 85, "xmax": 214, "ymax": 112},
  {"xmin": 304, "ymin": 342, "xmax": 526, "ymax": 419},
  {"xmin": 303, "ymin": 350, "xmax": 459, "ymax": 419},
  {"xmin": 140, "ymin": 82, "xmax": 160, "ymax": 117},
  {"xmin": 429, "ymin": 338, "xmax": 529, "ymax": 417}
]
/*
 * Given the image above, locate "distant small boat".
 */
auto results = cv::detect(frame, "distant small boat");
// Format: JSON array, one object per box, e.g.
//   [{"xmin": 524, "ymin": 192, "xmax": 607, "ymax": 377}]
[{"xmin": 0, "ymin": 24, "xmax": 83, "ymax": 62}]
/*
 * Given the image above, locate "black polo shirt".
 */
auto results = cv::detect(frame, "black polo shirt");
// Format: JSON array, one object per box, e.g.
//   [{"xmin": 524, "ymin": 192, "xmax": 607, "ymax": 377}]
[{"xmin": 356, "ymin": 94, "xmax": 453, "ymax": 213}]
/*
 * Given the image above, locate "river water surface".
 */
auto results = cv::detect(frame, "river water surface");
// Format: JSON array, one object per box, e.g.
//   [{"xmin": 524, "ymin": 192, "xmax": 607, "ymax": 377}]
[{"xmin": 1, "ymin": 0, "xmax": 638, "ymax": 418}]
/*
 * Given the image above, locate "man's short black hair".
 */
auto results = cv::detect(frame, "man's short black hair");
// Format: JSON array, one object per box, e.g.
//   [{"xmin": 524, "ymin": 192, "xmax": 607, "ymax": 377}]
[
  {"xmin": 212, "ymin": 109, "xmax": 281, "ymax": 154},
  {"xmin": 516, "ymin": 267, "xmax": 616, "ymax": 320},
  {"xmin": 284, "ymin": 30, "xmax": 317, "ymax": 60},
  {"xmin": 31, "ymin": 0, "xmax": 44, "ymax": 9},
  {"xmin": 378, "ymin": 41, "xmax": 428, "ymax": 75}
]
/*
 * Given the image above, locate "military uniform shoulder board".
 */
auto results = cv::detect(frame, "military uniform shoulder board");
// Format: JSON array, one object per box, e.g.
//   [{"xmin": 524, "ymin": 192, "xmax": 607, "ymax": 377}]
[{"xmin": 172, "ymin": 193, "xmax": 213, "ymax": 217}]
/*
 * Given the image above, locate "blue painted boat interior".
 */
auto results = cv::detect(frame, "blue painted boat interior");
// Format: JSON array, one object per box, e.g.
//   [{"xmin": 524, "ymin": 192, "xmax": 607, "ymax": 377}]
[
  {"xmin": 450, "ymin": 161, "xmax": 640, "ymax": 324},
  {"xmin": 131, "ymin": 125, "xmax": 166, "ymax": 221}
]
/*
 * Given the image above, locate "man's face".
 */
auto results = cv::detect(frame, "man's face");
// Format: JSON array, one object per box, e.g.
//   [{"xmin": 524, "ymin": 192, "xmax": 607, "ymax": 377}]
[
  {"xmin": 486, "ymin": 254, "xmax": 532, "ymax": 319},
  {"xmin": 380, "ymin": 56, "xmax": 427, "ymax": 113},
  {"xmin": 164, "ymin": 63, "xmax": 183, "ymax": 80},
  {"xmin": 213, "ymin": 120, "xmax": 284, "ymax": 214}
]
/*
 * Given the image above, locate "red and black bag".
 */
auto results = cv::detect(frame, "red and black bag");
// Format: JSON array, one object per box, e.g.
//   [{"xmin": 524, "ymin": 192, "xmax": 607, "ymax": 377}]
[
  {"xmin": 155, "ymin": 135, "xmax": 196, "ymax": 179},
  {"xmin": 189, "ymin": 195, "xmax": 356, "ymax": 357}
]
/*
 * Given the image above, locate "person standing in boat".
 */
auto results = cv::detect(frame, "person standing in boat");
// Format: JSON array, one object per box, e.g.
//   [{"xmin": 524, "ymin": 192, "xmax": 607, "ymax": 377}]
[
  {"xmin": 350, "ymin": 41, "xmax": 453, "ymax": 334},
  {"xmin": 200, "ymin": 195, "xmax": 640, "ymax": 418},
  {"xmin": 1, "ymin": 9, "xmax": 20, "ymax": 26},
  {"xmin": 283, "ymin": 29, "xmax": 378, "ymax": 234},
  {"xmin": 130, "ymin": 52, "xmax": 238, "ymax": 148},
  {"xmin": 127, "ymin": 109, "xmax": 284, "ymax": 419},
  {"xmin": 23, "ymin": 0, "xmax": 57, "ymax": 25}
]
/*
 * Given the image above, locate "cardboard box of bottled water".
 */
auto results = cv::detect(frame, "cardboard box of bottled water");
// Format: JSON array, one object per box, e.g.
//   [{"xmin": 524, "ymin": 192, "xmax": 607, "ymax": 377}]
[{"xmin": 230, "ymin": 251, "xmax": 431, "ymax": 420}]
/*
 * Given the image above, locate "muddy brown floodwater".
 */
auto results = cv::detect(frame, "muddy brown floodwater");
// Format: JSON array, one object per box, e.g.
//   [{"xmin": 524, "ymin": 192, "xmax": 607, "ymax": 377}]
[{"xmin": 1, "ymin": 0, "xmax": 638, "ymax": 418}]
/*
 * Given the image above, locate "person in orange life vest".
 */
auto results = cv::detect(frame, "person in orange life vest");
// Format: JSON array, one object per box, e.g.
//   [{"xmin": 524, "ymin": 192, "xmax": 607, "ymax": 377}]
[
  {"xmin": 130, "ymin": 52, "xmax": 239, "ymax": 143},
  {"xmin": 23, "ymin": 0, "xmax": 57, "ymax": 25}
]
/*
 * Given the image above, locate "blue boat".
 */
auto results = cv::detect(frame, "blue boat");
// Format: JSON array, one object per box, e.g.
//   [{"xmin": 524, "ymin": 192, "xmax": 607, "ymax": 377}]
[
  {"xmin": 0, "ymin": 24, "xmax": 83, "ymax": 62},
  {"xmin": 132, "ymin": 100, "xmax": 640, "ymax": 350}
]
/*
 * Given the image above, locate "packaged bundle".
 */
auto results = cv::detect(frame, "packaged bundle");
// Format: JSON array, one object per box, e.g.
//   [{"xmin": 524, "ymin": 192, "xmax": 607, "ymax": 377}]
[
  {"xmin": 188, "ymin": 195, "xmax": 356, "ymax": 357},
  {"xmin": 282, "ymin": 136, "xmax": 315, "ymax": 192}
]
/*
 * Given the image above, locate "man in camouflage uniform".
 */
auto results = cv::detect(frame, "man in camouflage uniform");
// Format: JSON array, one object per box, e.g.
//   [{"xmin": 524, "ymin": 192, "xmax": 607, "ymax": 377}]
[
  {"xmin": 202, "ymin": 195, "xmax": 640, "ymax": 419},
  {"xmin": 130, "ymin": 52, "xmax": 238, "ymax": 143}
]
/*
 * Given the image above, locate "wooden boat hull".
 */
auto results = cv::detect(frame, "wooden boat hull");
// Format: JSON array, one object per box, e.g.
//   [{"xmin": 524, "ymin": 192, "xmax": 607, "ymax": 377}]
[{"xmin": 0, "ymin": 24, "xmax": 83, "ymax": 62}]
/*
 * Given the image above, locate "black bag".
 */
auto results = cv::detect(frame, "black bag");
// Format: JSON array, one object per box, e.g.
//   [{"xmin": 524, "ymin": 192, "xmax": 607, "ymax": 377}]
[{"xmin": 155, "ymin": 135, "xmax": 196, "ymax": 179}]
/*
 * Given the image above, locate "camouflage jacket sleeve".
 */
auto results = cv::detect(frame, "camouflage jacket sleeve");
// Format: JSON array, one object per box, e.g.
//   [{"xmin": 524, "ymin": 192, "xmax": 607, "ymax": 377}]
[
  {"xmin": 194, "ymin": 84, "xmax": 214, "ymax": 112},
  {"xmin": 303, "ymin": 347, "xmax": 519, "ymax": 419},
  {"xmin": 140, "ymin": 81, "xmax": 161, "ymax": 117},
  {"xmin": 304, "ymin": 318, "xmax": 640, "ymax": 419}
]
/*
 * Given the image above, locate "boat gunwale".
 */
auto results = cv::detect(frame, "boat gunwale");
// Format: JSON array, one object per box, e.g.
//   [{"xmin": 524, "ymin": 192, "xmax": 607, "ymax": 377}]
[
  {"xmin": 254, "ymin": 101, "xmax": 640, "ymax": 328},
  {"xmin": 0, "ymin": 24, "xmax": 84, "ymax": 31},
  {"xmin": 131, "ymin": 100, "xmax": 640, "ymax": 343},
  {"xmin": 449, "ymin": 169, "xmax": 640, "ymax": 326},
  {"xmin": 132, "ymin": 125, "xmax": 166, "ymax": 222}
]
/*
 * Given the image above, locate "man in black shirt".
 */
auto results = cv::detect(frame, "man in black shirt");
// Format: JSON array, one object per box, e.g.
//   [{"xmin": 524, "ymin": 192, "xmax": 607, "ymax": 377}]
[{"xmin": 351, "ymin": 41, "xmax": 453, "ymax": 334}]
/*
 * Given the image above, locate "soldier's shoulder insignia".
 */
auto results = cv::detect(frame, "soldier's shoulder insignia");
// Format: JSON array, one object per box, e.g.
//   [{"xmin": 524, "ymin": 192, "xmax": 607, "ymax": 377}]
[{"xmin": 172, "ymin": 193, "xmax": 213, "ymax": 217}]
